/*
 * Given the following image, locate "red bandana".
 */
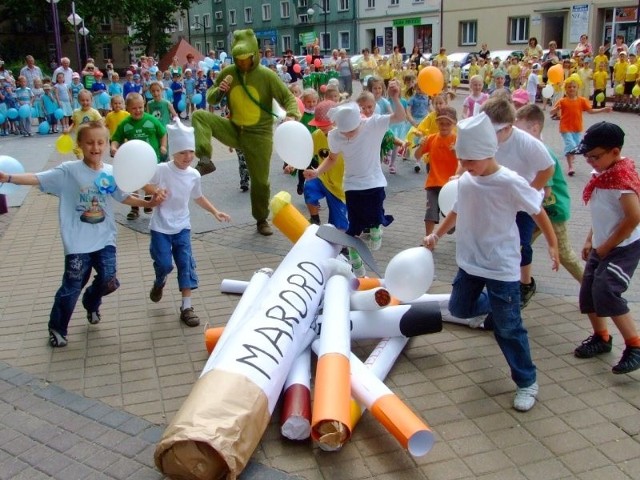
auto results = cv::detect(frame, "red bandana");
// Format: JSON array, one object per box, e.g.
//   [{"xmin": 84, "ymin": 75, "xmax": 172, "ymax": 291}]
[{"xmin": 583, "ymin": 157, "xmax": 640, "ymax": 204}]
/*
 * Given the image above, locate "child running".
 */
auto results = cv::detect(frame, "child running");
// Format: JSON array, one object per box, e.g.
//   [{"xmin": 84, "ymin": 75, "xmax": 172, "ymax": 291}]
[
  {"xmin": 147, "ymin": 120, "xmax": 230, "ymax": 326},
  {"xmin": 0, "ymin": 121, "xmax": 165, "ymax": 347}
]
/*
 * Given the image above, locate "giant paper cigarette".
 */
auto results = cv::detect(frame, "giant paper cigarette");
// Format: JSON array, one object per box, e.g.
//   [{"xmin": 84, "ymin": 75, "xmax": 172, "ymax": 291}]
[
  {"xmin": 311, "ymin": 265, "xmax": 354, "ymax": 451},
  {"xmin": 408, "ymin": 293, "xmax": 486, "ymax": 328},
  {"xmin": 280, "ymin": 327, "xmax": 317, "ymax": 440},
  {"xmin": 350, "ymin": 337, "xmax": 409, "ymax": 426},
  {"xmin": 220, "ymin": 279, "xmax": 249, "ymax": 295},
  {"xmin": 155, "ymin": 225, "xmax": 339, "ymax": 479},
  {"xmin": 350, "ymin": 287, "xmax": 391, "ymax": 310},
  {"xmin": 350, "ymin": 351, "xmax": 434, "ymax": 457},
  {"xmin": 270, "ymin": 191, "xmax": 310, "ymax": 243}
]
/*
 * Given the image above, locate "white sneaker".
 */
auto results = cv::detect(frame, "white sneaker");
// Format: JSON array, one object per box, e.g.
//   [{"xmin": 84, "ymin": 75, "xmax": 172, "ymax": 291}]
[
  {"xmin": 369, "ymin": 227, "xmax": 382, "ymax": 251},
  {"xmin": 513, "ymin": 383, "xmax": 538, "ymax": 412}
]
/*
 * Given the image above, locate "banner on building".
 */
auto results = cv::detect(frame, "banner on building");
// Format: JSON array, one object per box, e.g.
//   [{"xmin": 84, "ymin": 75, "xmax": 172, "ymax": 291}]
[{"xmin": 570, "ymin": 4, "xmax": 590, "ymax": 43}]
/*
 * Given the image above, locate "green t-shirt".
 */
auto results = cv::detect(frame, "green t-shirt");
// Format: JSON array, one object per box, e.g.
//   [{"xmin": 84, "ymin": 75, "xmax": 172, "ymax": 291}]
[
  {"xmin": 543, "ymin": 147, "xmax": 571, "ymax": 223},
  {"xmin": 147, "ymin": 99, "xmax": 173, "ymax": 126},
  {"xmin": 112, "ymin": 113, "xmax": 167, "ymax": 161}
]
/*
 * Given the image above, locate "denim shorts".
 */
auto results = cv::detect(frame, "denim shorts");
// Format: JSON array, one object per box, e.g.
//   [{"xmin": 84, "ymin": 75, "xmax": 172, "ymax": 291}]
[
  {"xmin": 150, "ymin": 229, "xmax": 198, "ymax": 290},
  {"xmin": 562, "ymin": 132, "xmax": 582, "ymax": 155},
  {"xmin": 303, "ymin": 178, "xmax": 349, "ymax": 230}
]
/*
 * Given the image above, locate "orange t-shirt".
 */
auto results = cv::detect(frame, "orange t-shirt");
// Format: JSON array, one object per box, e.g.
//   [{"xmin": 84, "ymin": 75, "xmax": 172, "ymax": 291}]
[
  {"xmin": 556, "ymin": 96, "xmax": 591, "ymax": 133},
  {"xmin": 423, "ymin": 133, "xmax": 458, "ymax": 188}
]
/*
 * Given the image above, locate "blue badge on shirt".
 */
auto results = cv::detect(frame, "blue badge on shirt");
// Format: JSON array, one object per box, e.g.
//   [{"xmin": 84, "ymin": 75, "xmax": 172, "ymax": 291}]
[{"xmin": 95, "ymin": 173, "xmax": 116, "ymax": 194}]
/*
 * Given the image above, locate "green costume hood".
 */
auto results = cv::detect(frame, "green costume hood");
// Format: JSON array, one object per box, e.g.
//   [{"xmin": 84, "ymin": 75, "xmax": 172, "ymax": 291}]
[{"xmin": 231, "ymin": 29, "xmax": 261, "ymax": 72}]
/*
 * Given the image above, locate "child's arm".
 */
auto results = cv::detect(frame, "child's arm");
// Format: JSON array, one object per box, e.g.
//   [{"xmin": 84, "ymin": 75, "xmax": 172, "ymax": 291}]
[
  {"xmin": 423, "ymin": 212, "xmax": 458, "ymax": 250},
  {"xmin": 194, "ymin": 196, "xmax": 231, "ymax": 222},
  {"xmin": 110, "ymin": 140, "xmax": 120, "ymax": 157},
  {"xmin": 587, "ymin": 105, "xmax": 613, "ymax": 114},
  {"xmin": 159, "ymin": 133, "xmax": 168, "ymax": 157},
  {"xmin": 593, "ymin": 192, "xmax": 640, "ymax": 258},
  {"xmin": 304, "ymin": 152, "xmax": 338, "ymax": 179},
  {"xmin": 549, "ymin": 99, "xmax": 560, "ymax": 116},
  {"xmin": 387, "ymin": 80, "xmax": 407, "ymax": 124},
  {"xmin": 530, "ymin": 165, "xmax": 555, "ymax": 191},
  {"xmin": 121, "ymin": 189, "xmax": 166, "ymax": 208},
  {"xmin": 167, "ymin": 102, "xmax": 178, "ymax": 119},
  {"xmin": 531, "ymin": 208, "xmax": 560, "ymax": 271},
  {"xmin": 0, "ymin": 172, "xmax": 40, "ymax": 186}
]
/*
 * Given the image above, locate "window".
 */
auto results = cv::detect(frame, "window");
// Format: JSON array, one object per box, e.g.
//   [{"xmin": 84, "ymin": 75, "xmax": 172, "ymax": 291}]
[
  {"xmin": 100, "ymin": 17, "xmax": 112, "ymax": 32},
  {"xmin": 339, "ymin": 31, "xmax": 350, "ymax": 50},
  {"xmin": 215, "ymin": 11, "xmax": 223, "ymax": 20},
  {"xmin": 459, "ymin": 20, "xmax": 477, "ymax": 46},
  {"xmin": 193, "ymin": 15, "xmax": 200, "ymax": 28},
  {"xmin": 281, "ymin": 1, "xmax": 290, "ymax": 18},
  {"xmin": 245, "ymin": 7, "xmax": 253, "ymax": 23},
  {"xmin": 297, "ymin": 0, "xmax": 308, "ymax": 7},
  {"xmin": 320, "ymin": 0, "xmax": 329, "ymax": 12},
  {"xmin": 178, "ymin": 16, "xmax": 184, "ymax": 31},
  {"xmin": 509, "ymin": 16, "xmax": 529, "ymax": 43},
  {"xmin": 203, "ymin": 14, "xmax": 210, "ymax": 28},
  {"xmin": 263, "ymin": 4, "xmax": 271, "ymax": 21},
  {"xmin": 282, "ymin": 35, "xmax": 292, "ymax": 52},
  {"xmin": 215, "ymin": 25, "xmax": 223, "ymax": 32},
  {"xmin": 215, "ymin": 0, "xmax": 221, "ymax": 3},
  {"xmin": 298, "ymin": 14, "xmax": 309, "ymax": 24},
  {"xmin": 195, "ymin": 42, "xmax": 202, "ymax": 52},
  {"xmin": 229, "ymin": 9, "xmax": 237, "ymax": 25},
  {"xmin": 338, "ymin": 0, "xmax": 349, "ymax": 11},
  {"xmin": 367, "ymin": 0, "xmax": 375, "ymax": 7},
  {"xmin": 102, "ymin": 43, "xmax": 113, "ymax": 61},
  {"xmin": 217, "ymin": 40, "xmax": 225, "ymax": 48},
  {"xmin": 390, "ymin": 0, "xmax": 399, "ymax": 6},
  {"xmin": 321, "ymin": 32, "xmax": 330, "ymax": 52}
]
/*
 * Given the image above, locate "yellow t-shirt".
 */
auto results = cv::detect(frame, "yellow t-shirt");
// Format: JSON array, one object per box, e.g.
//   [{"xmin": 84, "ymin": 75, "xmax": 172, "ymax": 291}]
[
  {"xmin": 507, "ymin": 64, "xmax": 521, "ymax": 80},
  {"xmin": 377, "ymin": 63, "xmax": 393, "ymax": 80},
  {"xmin": 592, "ymin": 70, "xmax": 609, "ymax": 90},
  {"xmin": 614, "ymin": 60, "xmax": 628, "ymax": 83},
  {"xmin": 593, "ymin": 54, "xmax": 608, "ymax": 69},
  {"xmin": 104, "ymin": 110, "xmax": 130, "ymax": 137},
  {"xmin": 71, "ymin": 107, "xmax": 102, "ymax": 129},
  {"xmin": 313, "ymin": 129, "xmax": 345, "ymax": 203}
]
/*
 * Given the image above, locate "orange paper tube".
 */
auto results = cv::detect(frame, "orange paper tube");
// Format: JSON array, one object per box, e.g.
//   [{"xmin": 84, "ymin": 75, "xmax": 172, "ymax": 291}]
[
  {"xmin": 270, "ymin": 191, "xmax": 310, "ymax": 243},
  {"xmin": 356, "ymin": 277, "xmax": 384, "ymax": 291},
  {"xmin": 204, "ymin": 326, "xmax": 224, "ymax": 354},
  {"xmin": 311, "ymin": 353, "xmax": 352, "ymax": 449}
]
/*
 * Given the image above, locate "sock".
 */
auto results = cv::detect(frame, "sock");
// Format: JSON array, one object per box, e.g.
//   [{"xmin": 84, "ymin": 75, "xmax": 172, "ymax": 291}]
[
  {"xmin": 182, "ymin": 297, "xmax": 192, "ymax": 310},
  {"xmin": 595, "ymin": 329, "xmax": 610, "ymax": 342},
  {"xmin": 625, "ymin": 336, "xmax": 640, "ymax": 348}
]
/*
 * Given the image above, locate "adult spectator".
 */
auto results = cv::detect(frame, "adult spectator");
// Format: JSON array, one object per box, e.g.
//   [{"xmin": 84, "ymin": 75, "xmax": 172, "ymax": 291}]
[
  {"xmin": 184, "ymin": 53, "xmax": 198, "ymax": 73},
  {"xmin": 335, "ymin": 48, "xmax": 353, "ymax": 95},
  {"xmin": 168, "ymin": 56, "xmax": 182, "ymax": 77},
  {"xmin": 327, "ymin": 49, "xmax": 340, "ymax": 70},
  {"xmin": 608, "ymin": 34, "xmax": 628, "ymax": 87},
  {"xmin": 260, "ymin": 48, "xmax": 277, "ymax": 67},
  {"xmin": 311, "ymin": 44, "xmax": 324, "ymax": 71},
  {"xmin": 541, "ymin": 41, "xmax": 561, "ymax": 83},
  {"xmin": 477, "ymin": 43, "xmax": 491, "ymax": 60},
  {"xmin": 390, "ymin": 45, "xmax": 403, "ymax": 70},
  {"xmin": 20, "ymin": 55, "xmax": 43, "ymax": 89},
  {"xmin": 105, "ymin": 58, "xmax": 114, "ymax": 82},
  {"xmin": 53, "ymin": 57, "xmax": 74, "ymax": 86},
  {"xmin": 573, "ymin": 34, "xmax": 592, "ymax": 59},
  {"xmin": 282, "ymin": 49, "xmax": 302, "ymax": 81},
  {"xmin": 409, "ymin": 46, "xmax": 422, "ymax": 65},
  {"xmin": 372, "ymin": 46, "xmax": 383, "ymax": 64},
  {"xmin": 359, "ymin": 48, "xmax": 377, "ymax": 80},
  {"xmin": 0, "ymin": 60, "xmax": 15, "ymax": 86},
  {"xmin": 524, "ymin": 37, "xmax": 543, "ymax": 61}
]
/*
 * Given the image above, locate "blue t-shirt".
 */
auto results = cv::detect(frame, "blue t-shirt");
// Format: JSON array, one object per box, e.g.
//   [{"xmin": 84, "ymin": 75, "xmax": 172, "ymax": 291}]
[
  {"xmin": 408, "ymin": 93, "xmax": 429, "ymax": 121},
  {"xmin": 37, "ymin": 161, "xmax": 127, "ymax": 255},
  {"xmin": 184, "ymin": 78, "xmax": 196, "ymax": 95}
]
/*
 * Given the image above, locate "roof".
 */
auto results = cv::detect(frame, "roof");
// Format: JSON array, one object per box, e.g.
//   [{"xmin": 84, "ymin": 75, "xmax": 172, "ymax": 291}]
[{"xmin": 158, "ymin": 39, "xmax": 205, "ymax": 72}]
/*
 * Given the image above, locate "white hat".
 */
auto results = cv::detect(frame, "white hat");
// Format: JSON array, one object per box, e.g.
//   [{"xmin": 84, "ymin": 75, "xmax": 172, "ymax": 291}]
[
  {"xmin": 167, "ymin": 120, "xmax": 195, "ymax": 157},
  {"xmin": 455, "ymin": 113, "xmax": 498, "ymax": 160},
  {"xmin": 328, "ymin": 102, "xmax": 361, "ymax": 133}
]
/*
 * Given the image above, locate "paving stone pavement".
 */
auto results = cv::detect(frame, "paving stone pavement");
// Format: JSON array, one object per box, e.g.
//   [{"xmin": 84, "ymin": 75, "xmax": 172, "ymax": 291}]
[{"xmin": 0, "ymin": 89, "xmax": 639, "ymax": 480}]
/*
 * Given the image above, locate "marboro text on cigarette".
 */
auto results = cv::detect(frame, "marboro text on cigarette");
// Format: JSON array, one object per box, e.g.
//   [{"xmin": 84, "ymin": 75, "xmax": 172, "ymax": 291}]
[{"xmin": 236, "ymin": 261, "xmax": 325, "ymax": 380}]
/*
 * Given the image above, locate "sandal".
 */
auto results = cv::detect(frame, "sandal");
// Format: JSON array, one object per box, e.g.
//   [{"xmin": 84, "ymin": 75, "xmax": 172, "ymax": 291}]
[
  {"xmin": 49, "ymin": 329, "xmax": 68, "ymax": 348},
  {"xmin": 126, "ymin": 208, "xmax": 139, "ymax": 220}
]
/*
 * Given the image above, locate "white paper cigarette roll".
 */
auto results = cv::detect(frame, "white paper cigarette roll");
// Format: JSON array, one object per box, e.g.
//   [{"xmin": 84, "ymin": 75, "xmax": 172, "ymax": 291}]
[
  {"xmin": 280, "ymin": 346, "xmax": 312, "ymax": 440},
  {"xmin": 350, "ymin": 352, "xmax": 434, "ymax": 457},
  {"xmin": 220, "ymin": 279, "xmax": 250, "ymax": 295},
  {"xmin": 349, "ymin": 287, "xmax": 392, "ymax": 310}
]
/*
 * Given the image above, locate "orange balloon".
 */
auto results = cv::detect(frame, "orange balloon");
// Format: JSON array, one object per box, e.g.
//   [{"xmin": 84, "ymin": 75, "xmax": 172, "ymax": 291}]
[
  {"xmin": 305, "ymin": 55, "xmax": 312, "ymax": 63},
  {"xmin": 417, "ymin": 66, "xmax": 444, "ymax": 96},
  {"xmin": 547, "ymin": 64, "xmax": 564, "ymax": 84}
]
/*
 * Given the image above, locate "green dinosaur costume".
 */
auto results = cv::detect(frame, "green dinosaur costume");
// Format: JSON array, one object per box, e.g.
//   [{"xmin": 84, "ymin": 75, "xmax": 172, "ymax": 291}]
[{"xmin": 192, "ymin": 29, "xmax": 300, "ymax": 234}]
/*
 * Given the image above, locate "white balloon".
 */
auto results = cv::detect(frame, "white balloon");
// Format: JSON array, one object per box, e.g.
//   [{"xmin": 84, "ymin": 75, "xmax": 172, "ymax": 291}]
[
  {"xmin": 385, "ymin": 247, "xmax": 435, "ymax": 302},
  {"xmin": 219, "ymin": 52, "xmax": 227, "ymax": 62},
  {"xmin": 272, "ymin": 99, "xmax": 287, "ymax": 121},
  {"xmin": 542, "ymin": 84, "xmax": 554, "ymax": 99},
  {"xmin": 0, "ymin": 155, "xmax": 25, "ymax": 194},
  {"xmin": 273, "ymin": 121, "xmax": 314, "ymax": 170},
  {"xmin": 438, "ymin": 179, "xmax": 458, "ymax": 216},
  {"xmin": 113, "ymin": 140, "xmax": 158, "ymax": 192}
]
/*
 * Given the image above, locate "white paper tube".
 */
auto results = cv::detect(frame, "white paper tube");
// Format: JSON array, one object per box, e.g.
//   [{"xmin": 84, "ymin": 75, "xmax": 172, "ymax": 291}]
[
  {"xmin": 220, "ymin": 279, "xmax": 250, "ymax": 294},
  {"xmin": 350, "ymin": 287, "xmax": 392, "ymax": 310}
]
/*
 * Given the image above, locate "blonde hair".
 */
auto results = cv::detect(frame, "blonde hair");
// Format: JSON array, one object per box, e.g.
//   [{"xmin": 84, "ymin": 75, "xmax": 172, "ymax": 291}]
[
  {"xmin": 77, "ymin": 121, "xmax": 108, "ymax": 143},
  {"xmin": 125, "ymin": 92, "xmax": 144, "ymax": 106},
  {"xmin": 301, "ymin": 88, "xmax": 319, "ymax": 101}
]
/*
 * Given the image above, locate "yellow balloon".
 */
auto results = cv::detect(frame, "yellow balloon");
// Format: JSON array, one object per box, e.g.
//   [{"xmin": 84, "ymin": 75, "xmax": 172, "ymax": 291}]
[
  {"xmin": 417, "ymin": 66, "xmax": 444, "ymax": 96},
  {"xmin": 629, "ymin": 65, "xmax": 638, "ymax": 75},
  {"xmin": 547, "ymin": 64, "xmax": 564, "ymax": 84},
  {"xmin": 615, "ymin": 84, "xmax": 624, "ymax": 95},
  {"xmin": 595, "ymin": 92, "xmax": 605, "ymax": 103},
  {"xmin": 632, "ymin": 85, "xmax": 640, "ymax": 98},
  {"xmin": 451, "ymin": 77, "xmax": 460, "ymax": 87},
  {"xmin": 537, "ymin": 75, "xmax": 543, "ymax": 84},
  {"xmin": 55, "ymin": 134, "xmax": 74, "ymax": 154}
]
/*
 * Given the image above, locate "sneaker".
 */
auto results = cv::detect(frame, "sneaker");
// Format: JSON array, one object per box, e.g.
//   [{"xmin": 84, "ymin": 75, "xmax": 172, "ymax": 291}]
[
  {"xmin": 574, "ymin": 334, "xmax": 613, "ymax": 358},
  {"xmin": 513, "ymin": 382, "xmax": 538, "ymax": 412},
  {"xmin": 256, "ymin": 220, "xmax": 273, "ymax": 236},
  {"xmin": 86, "ymin": 310, "xmax": 101, "ymax": 325},
  {"xmin": 612, "ymin": 346, "xmax": 640, "ymax": 374},
  {"xmin": 369, "ymin": 227, "xmax": 382, "ymax": 251},
  {"xmin": 144, "ymin": 196, "xmax": 153, "ymax": 214},
  {"xmin": 520, "ymin": 277, "xmax": 536, "ymax": 309},
  {"xmin": 567, "ymin": 169, "xmax": 575, "ymax": 177},
  {"xmin": 126, "ymin": 208, "xmax": 139, "ymax": 220},
  {"xmin": 180, "ymin": 307, "xmax": 200, "ymax": 327},
  {"xmin": 150, "ymin": 283, "xmax": 164, "ymax": 303},
  {"xmin": 195, "ymin": 157, "xmax": 216, "ymax": 176},
  {"xmin": 49, "ymin": 329, "xmax": 68, "ymax": 348}
]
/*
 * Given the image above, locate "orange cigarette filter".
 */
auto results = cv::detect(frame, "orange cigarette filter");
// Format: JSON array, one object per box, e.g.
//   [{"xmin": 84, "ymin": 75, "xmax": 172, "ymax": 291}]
[
  {"xmin": 356, "ymin": 277, "xmax": 384, "ymax": 291},
  {"xmin": 204, "ymin": 326, "xmax": 224, "ymax": 354},
  {"xmin": 311, "ymin": 353, "xmax": 352, "ymax": 449},
  {"xmin": 270, "ymin": 192, "xmax": 310, "ymax": 243}
]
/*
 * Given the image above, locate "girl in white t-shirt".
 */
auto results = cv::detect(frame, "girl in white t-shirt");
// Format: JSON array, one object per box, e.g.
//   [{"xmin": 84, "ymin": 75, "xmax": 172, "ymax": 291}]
[{"xmin": 462, "ymin": 75, "xmax": 489, "ymax": 118}]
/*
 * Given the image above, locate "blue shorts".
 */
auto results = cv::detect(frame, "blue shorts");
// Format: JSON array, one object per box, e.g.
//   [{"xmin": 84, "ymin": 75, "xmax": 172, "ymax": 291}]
[
  {"xmin": 303, "ymin": 178, "xmax": 349, "ymax": 230},
  {"xmin": 562, "ymin": 132, "xmax": 582, "ymax": 156}
]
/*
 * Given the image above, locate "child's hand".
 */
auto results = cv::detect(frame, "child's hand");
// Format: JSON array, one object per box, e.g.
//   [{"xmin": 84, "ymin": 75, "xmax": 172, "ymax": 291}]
[
  {"xmin": 581, "ymin": 239, "xmax": 592, "ymax": 261},
  {"xmin": 548, "ymin": 245, "xmax": 560, "ymax": 271},
  {"xmin": 283, "ymin": 165, "xmax": 295, "ymax": 175},
  {"xmin": 149, "ymin": 188, "xmax": 167, "ymax": 206},
  {"xmin": 303, "ymin": 168, "xmax": 318, "ymax": 180},
  {"xmin": 110, "ymin": 146, "xmax": 117, "ymax": 157},
  {"xmin": 213, "ymin": 211, "xmax": 231, "ymax": 222},
  {"xmin": 0, "ymin": 172, "xmax": 9, "ymax": 183},
  {"xmin": 423, "ymin": 233, "xmax": 439, "ymax": 250}
]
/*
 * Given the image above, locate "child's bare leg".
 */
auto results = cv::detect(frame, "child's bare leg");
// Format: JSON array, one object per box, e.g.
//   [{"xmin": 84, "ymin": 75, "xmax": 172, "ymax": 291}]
[
  {"xmin": 566, "ymin": 153, "xmax": 575, "ymax": 175},
  {"xmin": 611, "ymin": 312, "xmax": 639, "ymax": 341},
  {"xmin": 307, "ymin": 203, "xmax": 320, "ymax": 224}
]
